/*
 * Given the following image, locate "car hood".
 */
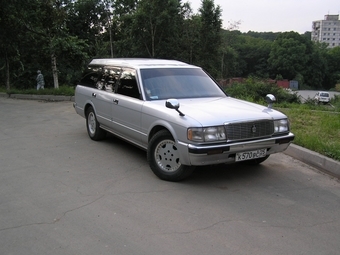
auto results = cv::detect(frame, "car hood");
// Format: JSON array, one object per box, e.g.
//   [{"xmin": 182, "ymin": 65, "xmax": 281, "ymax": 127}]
[{"xmin": 174, "ymin": 97, "xmax": 286, "ymax": 126}]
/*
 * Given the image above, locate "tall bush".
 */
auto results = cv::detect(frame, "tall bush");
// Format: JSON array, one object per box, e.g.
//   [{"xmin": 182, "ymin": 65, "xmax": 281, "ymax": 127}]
[{"xmin": 225, "ymin": 78, "xmax": 300, "ymax": 104}]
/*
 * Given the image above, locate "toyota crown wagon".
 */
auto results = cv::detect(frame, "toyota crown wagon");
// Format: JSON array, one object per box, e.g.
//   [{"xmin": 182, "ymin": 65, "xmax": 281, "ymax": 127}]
[{"xmin": 73, "ymin": 58, "xmax": 294, "ymax": 181}]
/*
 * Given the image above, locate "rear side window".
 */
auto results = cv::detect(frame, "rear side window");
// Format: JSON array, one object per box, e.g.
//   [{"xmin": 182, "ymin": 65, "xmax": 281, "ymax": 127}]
[
  {"xmin": 79, "ymin": 66, "xmax": 102, "ymax": 88},
  {"xmin": 100, "ymin": 67, "xmax": 121, "ymax": 92},
  {"xmin": 116, "ymin": 68, "xmax": 140, "ymax": 99}
]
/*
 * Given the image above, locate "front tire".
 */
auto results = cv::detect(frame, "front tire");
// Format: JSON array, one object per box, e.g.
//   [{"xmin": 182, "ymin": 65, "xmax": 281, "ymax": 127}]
[
  {"xmin": 86, "ymin": 106, "xmax": 106, "ymax": 141},
  {"xmin": 147, "ymin": 130, "xmax": 194, "ymax": 181}
]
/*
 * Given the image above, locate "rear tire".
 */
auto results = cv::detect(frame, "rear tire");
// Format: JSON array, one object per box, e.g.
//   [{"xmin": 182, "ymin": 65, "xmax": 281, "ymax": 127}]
[
  {"xmin": 86, "ymin": 106, "xmax": 106, "ymax": 141},
  {"xmin": 147, "ymin": 130, "xmax": 194, "ymax": 181}
]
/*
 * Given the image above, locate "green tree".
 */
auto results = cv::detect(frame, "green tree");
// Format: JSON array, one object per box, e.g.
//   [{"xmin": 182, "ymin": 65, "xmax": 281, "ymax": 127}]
[
  {"xmin": 129, "ymin": 0, "xmax": 184, "ymax": 58},
  {"xmin": 233, "ymin": 35, "xmax": 272, "ymax": 78},
  {"xmin": 2, "ymin": 0, "xmax": 339, "ymax": 91},
  {"xmin": 22, "ymin": 0, "xmax": 66, "ymax": 88},
  {"xmin": 15, "ymin": 0, "xmax": 89, "ymax": 88},
  {"xmin": 196, "ymin": 0, "xmax": 222, "ymax": 77},
  {"xmin": 220, "ymin": 24, "xmax": 242, "ymax": 78},
  {"xmin": 245, "ymin": 31, "xmax": 280, "ymax": 41},
  {"xmin": 67, "ymin": 0, "xmax": 110, "ymax": 58},
  {"xmin": 175, "ymin": 3, "xmax": 200, "ymax": 64},
  {"xmin": 305, "ymin": 43, "xmax": 328, "ymax": 89},
  {"xmin": 268, "ymin": 32, "xmax": 310, "ymax": 81},
  {"xmin": 324, "ymin": 46, "xmax": 340, "ymax": 89},
  {"xmin": 0, "ymin": 0, "xmax": 30, "ymax": 90}
]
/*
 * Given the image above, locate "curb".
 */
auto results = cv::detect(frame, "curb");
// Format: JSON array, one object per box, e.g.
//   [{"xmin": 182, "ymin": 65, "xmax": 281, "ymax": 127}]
[
  {"xmin": 0, "ymin": 93, "xmax": 74, "ymax": 102},
  {"xmin": 0, "ymin": 92, "xmax": 8, "ymax": 98},
  {"xmin": 284, "ymin": 144, "xmax": 340, "ymax": 178}
]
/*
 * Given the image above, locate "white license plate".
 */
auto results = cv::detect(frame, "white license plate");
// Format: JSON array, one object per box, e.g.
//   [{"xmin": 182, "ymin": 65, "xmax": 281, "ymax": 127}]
[{"xmin": 235, "ymin": 149, "xmax": 267, "ymax": 162}]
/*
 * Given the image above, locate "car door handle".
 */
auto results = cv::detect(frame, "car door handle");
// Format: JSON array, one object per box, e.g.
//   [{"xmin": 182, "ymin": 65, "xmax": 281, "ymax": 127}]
[
  {"xmin": 113, "ymin": 99, "xmax": 119, "ymax": 104},
  {"xmin": 92, "ymin": 93, "xmax": 96, "ymax": 98}
]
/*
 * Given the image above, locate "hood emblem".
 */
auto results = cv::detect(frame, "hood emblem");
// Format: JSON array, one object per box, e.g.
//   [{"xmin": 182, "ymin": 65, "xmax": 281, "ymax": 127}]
[{"xmin": 251, "ymin": 124, "xmax": 257, "ymax": 133}]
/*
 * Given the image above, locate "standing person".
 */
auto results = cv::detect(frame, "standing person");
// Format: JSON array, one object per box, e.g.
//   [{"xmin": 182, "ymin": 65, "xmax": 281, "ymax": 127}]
[{"xmin": 36, "ymin": 70, "xmax": 45, "ymax": 90}]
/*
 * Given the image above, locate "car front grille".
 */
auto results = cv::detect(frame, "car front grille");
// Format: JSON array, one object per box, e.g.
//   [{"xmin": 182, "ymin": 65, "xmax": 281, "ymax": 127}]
[{"xmin": 225, "ymin": 120, "xmax": 274, "ymax": 142}]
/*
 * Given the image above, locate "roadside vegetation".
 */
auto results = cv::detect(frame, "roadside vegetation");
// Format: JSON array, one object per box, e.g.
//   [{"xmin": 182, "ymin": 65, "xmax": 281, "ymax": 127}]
[
  {"xmin": 2, "ymin": 1, "xmax": 340, "ymax": 93},
  {"xmin": 280, "ymin": 106, "xmax": 340, "ymax": 161},
  {"xmin": 0, "ymin": 86, "xmax": 75, "ymax": 96}
]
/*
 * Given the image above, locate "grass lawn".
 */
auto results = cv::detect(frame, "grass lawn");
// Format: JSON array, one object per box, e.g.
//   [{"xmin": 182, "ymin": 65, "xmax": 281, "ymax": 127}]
[
  {"xmin": 280, "ymin": 107, "xmax": 340, "ymax": 161},
  {"xmin": 1, "ymin": 86, "xmax": 75, "ymax": 96}
]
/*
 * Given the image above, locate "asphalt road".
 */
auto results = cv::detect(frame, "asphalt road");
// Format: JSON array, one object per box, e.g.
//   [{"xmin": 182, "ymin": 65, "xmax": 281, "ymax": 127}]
[
  {"xmin": 1, "ymin": 97, "xmax": 339, "ymax": 255},
  {"xmin": 294, "ymin": 90, "xmax": 340, "ymax": 102}
]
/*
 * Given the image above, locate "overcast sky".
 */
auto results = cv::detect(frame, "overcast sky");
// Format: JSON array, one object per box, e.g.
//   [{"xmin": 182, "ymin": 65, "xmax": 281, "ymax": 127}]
[{"xmin": 188, "ymin": 0, "xmax": 340, "ymax": 33}]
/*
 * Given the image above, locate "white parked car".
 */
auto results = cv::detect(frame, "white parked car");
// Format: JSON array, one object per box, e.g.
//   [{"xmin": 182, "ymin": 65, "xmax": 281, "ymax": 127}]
[
  {"xmin": 74, "ymin": 58, "xmax": 294, "ymax": 181},
  {"xmin": 314, "ymin": 91, "xmax": 330, "ymax": 104}
]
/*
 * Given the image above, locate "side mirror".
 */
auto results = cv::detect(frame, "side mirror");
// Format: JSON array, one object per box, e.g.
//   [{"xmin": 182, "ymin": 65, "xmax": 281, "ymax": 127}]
[
  {"xmin": 165, "ymin": 99, "xmax": 185, "ymax": 116},
  {"xmin": 265, "ymin": 94, "xmax": 276, "ymax": 109}
]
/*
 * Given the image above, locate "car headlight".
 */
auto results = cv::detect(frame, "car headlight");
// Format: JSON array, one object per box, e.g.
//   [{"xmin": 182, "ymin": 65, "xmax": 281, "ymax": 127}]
[
  {"xmin": 188, "ymin": 126, "xmax": 226, "ymax": 142},
  {"xmin": 274, "ymin": 119, "xmax": 289, "ymax": 133}
]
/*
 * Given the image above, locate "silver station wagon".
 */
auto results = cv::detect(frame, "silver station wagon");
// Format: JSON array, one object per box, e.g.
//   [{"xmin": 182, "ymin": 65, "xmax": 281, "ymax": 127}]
[{"xmin": 74, "ymin": 58, "xmax": 294, "ymax": 181}]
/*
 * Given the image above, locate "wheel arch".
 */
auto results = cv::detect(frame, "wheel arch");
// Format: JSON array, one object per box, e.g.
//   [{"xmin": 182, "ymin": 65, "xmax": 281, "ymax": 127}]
[
  {"xmin": 148, "ymin": 125, "xmax": 168, "ymax": 142},
  {"xmin": 84, "ymin": 101, "xmax": 96, "ymax": 116},
  {"xmin": 148, "ymin": 122, "xmax": 179, "ymax": 143}
]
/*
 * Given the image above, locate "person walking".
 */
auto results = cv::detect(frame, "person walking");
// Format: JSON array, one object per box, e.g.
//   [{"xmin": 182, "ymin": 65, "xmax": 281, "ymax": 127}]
[{"xmin": 36, "ymin": 70, "xmax": 45, "ymax": 90}]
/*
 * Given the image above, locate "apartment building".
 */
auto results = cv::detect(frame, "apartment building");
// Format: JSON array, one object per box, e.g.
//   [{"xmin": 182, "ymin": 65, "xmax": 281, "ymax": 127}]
[{"xmin": 311, "ymin": 14, "xmax": 340, "ymax": 48}]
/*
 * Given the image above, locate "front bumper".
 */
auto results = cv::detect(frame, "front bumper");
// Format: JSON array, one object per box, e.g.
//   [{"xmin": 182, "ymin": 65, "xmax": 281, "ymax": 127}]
[
  {"xmin": 319, "ymin": 98, "xmax": 330, "ymax": 102},
  {"xmin": 178, "ymin": 132, "xmax": 295, "ymax": 166}
]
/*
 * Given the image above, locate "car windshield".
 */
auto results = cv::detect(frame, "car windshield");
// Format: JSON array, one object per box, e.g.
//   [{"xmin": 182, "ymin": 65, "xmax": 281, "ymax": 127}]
[
  {"xmin": 140, "ymin": 68, "xmax": 226, "ymax": 100},
  {"xmin": 320, "ymin": 92, "xmax": 329, "ymax": 97}
]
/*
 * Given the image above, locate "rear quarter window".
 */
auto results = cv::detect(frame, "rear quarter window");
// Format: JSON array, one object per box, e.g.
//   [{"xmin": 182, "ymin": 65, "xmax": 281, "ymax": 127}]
[{"xmin": 79, "ymin": 66, "xmax": 102, "ymax": 88}]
